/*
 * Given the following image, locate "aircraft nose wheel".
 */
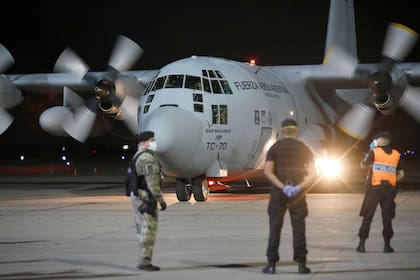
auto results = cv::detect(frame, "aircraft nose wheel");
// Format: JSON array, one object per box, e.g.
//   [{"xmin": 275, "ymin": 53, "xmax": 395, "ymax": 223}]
[
  {"xmin": 192, "ymin": 177, "xmax": 209, "ymax": 201},
  {"xmin": 175, "ymin": 179, "xmax": 192, "ymax": 201}
]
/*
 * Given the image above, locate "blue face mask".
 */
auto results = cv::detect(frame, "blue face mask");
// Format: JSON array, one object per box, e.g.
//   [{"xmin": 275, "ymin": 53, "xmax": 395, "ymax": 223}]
[{"xmin": 369, "ymin": 139, "xmax": 377, "ymax": 150}]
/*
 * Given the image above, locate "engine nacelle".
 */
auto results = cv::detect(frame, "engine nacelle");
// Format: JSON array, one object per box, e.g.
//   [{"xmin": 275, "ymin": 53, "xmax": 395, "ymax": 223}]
[{"xmin": 0, "ymin": 75, "xmax": 23, "ymax": 108}]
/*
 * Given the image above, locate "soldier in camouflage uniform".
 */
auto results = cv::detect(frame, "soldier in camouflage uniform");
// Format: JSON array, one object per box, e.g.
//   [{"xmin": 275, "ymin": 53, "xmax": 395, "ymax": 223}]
[{"xmin": 130, "ymin": 131, "xmax": 167, "ymax": 271}]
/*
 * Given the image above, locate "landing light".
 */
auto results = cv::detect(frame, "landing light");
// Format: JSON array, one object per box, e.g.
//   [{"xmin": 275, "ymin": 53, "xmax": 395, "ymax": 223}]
[{"xmin": 315, "ymin": 157, "xmax": 341, "ymax": 179}]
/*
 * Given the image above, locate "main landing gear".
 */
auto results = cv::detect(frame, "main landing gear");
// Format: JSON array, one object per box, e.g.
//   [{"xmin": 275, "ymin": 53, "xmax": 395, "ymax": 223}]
[{"xmin": 175, "ymin": 177, "xmax": 210, "ymax": 201}]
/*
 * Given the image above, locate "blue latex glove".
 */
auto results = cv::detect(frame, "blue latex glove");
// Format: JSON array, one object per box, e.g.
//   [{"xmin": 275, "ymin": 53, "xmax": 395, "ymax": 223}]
[
  {"xmin": 369, "ymin": 140, "xmax": 377, "ymax": 151},
  {"xmin": 282, "ymin": 185, "xmax": 294, "ymax": 197},
  {"xmin": 290, "ymin": 185, "xmax": 302, "ymax": 196}
]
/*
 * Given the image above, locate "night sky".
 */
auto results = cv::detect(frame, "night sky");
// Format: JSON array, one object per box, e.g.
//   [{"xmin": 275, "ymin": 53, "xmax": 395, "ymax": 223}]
[{"xmin": 1, "ymin": 0, "xmax": 420, "ymax": 157}]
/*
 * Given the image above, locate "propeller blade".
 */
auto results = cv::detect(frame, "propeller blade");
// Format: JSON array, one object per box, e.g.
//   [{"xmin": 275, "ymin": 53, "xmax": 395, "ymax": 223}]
[
  {"xmin": 108, "ymin": 35, "xmax": 143, "ymax": 72},
  {"xmin": 382, "ymin": 23, "xmax": 418, "ymax": 62},
  {"xmin": 324, "ymin": 46, "xmax": 358, "ymax": 79},
  {"xmin": 119, "ymin": 95, "xmax": 138, "ymax": 134},
  {"xmin": 399, "ymin": 86, "xmax": 420, "ymax": 124},
  {"xmin": 0, "ymin": 44, "xmax": 14, "ymax": 73},
  {"xmin": 338, "ymin": 103, "xmax": 376, "ymax": 140},
  {"xmin": 63, "ymin": 87, "xmax": 84, "ymax": 107},
  {"xmin": 62, "ymin": 104, "xmax": 97, "ymax": 142},
  {"xmin": 54, "ymin": 48, "xmax": 89, "ymax": 80},
  {"xmin": 0, "ymin": 108, "xmax": 13, "ymax": 134}
]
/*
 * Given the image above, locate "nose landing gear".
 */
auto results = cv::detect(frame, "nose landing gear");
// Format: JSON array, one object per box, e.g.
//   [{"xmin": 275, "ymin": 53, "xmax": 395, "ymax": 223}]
[{"xmin": 175, "ymin": 176, "xmax": 213, "ymax": 201}]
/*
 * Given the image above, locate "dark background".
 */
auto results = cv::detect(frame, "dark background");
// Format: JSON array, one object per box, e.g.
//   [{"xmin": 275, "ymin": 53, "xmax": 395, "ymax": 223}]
[{"xmin": 0, "ymin": 0, "xmax": 419, "ymax": 168}]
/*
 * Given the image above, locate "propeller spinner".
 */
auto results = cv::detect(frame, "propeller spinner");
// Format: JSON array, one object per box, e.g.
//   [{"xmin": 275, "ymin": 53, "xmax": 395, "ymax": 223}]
[{"xmin": 54, "ymin": 35, "xmax": 143, "ymax": 142}]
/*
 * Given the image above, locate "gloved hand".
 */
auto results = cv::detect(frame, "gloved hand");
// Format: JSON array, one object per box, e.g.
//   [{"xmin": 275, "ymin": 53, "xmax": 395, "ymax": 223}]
[
  {"xmin": 369, "ymin": 140, "xmax": 377, "ymax": 151},
  {"xmin": 290, "ymin": 185, "xmax": 302, "ymax": 196},
  {"xmin": 282, "ymin": 185, "xmax": 294, "ymax": 197},
  {"xmin": 283, "ymin": 185, "xmax": 302, "ymax": 197},
  {"xmin": 160, "ymin": 201, "xmax": 167, "ymax": 211}
]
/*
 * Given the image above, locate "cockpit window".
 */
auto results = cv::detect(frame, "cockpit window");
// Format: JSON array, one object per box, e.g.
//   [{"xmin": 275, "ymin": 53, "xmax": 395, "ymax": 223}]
[
  {"xmin": 220, "ymin": 80, "xmax": 233, "ymax": 94},
  {"xmin": 202, "ymin": 70, "xmax": 208, "ymax": 77},
  {"xmin": 145, "ymin": 81, "xmax": 154, "ymax": 95},
  {"xmin": 211, "ymin": 79, "xmax": 222, "ymax": 94},
  {"xmin": 146, "ymin": 94, "xmax": 154, "ymax": 103},
  {"xmin": 185, "ymin": 75, "xmax": 202, "ymax": 90},
  {"xmin": 152, "ymin": 76, "xmax": 166, "ymax": 91},
  {"xmin": 215, "ymin": 70, "xmax": 225, "ymax": 79},
  {"xmin": 165, "ymin": 75, "xmax": 184, "ymax": 88},
  {"xmin": 203, "ymin": 78, "xmax": 211, "ymax": 93},
  {"xmin": 208, "ymin": 70, "xmax": 216, "ymax": 78}
]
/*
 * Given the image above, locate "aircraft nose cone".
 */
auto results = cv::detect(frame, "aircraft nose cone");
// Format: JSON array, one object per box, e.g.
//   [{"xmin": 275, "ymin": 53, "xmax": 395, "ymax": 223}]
[{"xmin": 141, "ymin": 106, "xmax": 203, "ymax": 170}]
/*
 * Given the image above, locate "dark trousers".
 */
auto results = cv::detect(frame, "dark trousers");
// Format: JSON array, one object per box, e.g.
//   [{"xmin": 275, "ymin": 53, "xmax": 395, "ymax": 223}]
[
  {"xmin": 266, "ymin": 189, "xmax": 308, "ymax": 263},
  {"xmin": 358, "ymin": 185, "xmax": 396, "ymax": 240}
]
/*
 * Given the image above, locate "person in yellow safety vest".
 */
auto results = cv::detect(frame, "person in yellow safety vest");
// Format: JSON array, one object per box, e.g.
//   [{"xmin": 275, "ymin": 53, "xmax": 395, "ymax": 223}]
[{"xmin": 356, "ymin": 131, "xmax": 405, "ymax": 253}]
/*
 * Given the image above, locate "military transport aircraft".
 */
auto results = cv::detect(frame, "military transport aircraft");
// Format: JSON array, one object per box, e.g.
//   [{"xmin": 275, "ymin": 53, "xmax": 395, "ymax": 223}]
[{"xmin": 1, "ymin": 0, "xmax": 420, "ymax": 201}]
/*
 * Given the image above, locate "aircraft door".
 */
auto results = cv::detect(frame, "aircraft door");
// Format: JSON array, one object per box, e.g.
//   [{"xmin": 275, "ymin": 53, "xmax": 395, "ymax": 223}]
[{"xmin": 245, "ymin": 127, "xmax": 272, "ymax": 169}]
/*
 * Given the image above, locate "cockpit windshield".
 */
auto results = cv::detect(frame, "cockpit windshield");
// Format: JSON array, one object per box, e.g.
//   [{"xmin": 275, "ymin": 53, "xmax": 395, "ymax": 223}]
[{"xmin": 145, "ymin": 69, "xmax": 233, "ymax": 95}]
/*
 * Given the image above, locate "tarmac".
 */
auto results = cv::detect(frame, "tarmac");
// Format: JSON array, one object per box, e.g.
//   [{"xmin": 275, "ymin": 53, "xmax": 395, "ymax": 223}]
[{"xmin": 1, "ymin": 180, "xmax": 420, "ymax": 280}]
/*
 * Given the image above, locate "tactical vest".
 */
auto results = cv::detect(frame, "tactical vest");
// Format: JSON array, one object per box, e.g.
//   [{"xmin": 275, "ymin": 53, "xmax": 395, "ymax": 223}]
[{"xmin": 371, "ymin": 148, "xmax": 400, "ymax": 187}]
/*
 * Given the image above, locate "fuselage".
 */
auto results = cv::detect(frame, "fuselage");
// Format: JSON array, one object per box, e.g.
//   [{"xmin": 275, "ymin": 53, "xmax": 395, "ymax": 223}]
[{"xmin": 139, "ymin": 56, "xmax": 335, "ymax": 180}]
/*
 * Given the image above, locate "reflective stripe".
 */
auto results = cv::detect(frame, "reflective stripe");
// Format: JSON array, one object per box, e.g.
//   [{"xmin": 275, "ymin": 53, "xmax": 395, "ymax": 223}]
[{"xmin": 372, "ymin": 162, "xmax": 397, "ymax": 174}]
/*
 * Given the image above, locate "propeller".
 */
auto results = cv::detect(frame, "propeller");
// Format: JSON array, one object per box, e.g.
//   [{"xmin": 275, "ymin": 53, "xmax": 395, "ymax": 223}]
[
  {"xmin": 0, "ymin": 44, "xmax": 16, "ymax": 134},
  {"xmin": 330, "ymin": 22, "xmax": 419, "ymax": 139},
  {"xmin": 54, "ymin": 35, "xmax": 143, "ymax": 142}
]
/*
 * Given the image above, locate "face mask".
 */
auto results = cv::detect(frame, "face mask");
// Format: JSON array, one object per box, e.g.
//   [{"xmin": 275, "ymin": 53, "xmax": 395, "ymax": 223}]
[{"xmin": 148, "ymin": 141, "xmax": 158, "ymax": 152}]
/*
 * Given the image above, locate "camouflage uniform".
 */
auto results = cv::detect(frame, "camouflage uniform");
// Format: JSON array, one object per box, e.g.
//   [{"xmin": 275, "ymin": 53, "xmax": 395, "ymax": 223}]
[{"xmin": 129, "ymin": 147, "xmax": 165, "ymax": 266}]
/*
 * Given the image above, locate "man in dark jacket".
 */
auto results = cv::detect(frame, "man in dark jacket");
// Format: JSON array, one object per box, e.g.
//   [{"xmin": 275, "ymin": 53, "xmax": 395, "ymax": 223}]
[{"xmin": 262, "ymin": 118, "xmax": 317, "ymax": 274}]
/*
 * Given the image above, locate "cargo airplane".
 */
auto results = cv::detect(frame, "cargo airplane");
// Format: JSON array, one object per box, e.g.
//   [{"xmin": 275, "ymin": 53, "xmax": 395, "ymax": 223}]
[{"xmin": 1, "ymin": 0, "xmax": 419, "ymax": 201}]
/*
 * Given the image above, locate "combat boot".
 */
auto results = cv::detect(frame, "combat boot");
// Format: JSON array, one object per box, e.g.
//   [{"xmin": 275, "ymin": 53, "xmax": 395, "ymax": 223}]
[
  {"xmin": 356, "ymin": 238, "xmax": 366, "ymax": 253},
  {"xmin": 137, "ymin": 263, "xmax": 160, "ymax": 271},
  {"xmin": 262, "ymin": 262, "xmax": 276, "ymax": 274},
  {"xmin": 384, "ymin": 238, "xmax": 394, "ymax": 253},
  {"xmin": 298, "ymin": 262, "xmax": 311, "ymax": 274}
]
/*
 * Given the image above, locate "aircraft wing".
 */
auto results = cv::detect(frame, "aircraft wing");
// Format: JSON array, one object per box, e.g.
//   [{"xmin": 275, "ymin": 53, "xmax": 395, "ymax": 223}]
[
  {"xmin": 7, "ymin": 70, "xmax": 159, "ymax": 95},
  {"xmin": 0, "ymin": 35, "xmax": 160, "ymax": 141}
]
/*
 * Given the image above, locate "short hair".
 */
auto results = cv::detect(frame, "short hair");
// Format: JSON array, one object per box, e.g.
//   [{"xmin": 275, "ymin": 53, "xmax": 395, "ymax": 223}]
[
  {"xmin": 135, "ymin": 131, "xmax": 155, "ymax": 144},
  {"xmin": 374, "ymin": 130, "xmax": 391, "ymax": 141},
  {"xmin": 281, "ymin": 118, "xmax": 297, "ymax": 128}
]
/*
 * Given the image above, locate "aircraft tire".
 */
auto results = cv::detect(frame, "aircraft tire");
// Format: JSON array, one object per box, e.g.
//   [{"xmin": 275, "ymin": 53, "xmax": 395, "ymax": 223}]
[
  {"xmin": 175, "ymin": 179, "xmax": 191, "ymax": 201},
  {"xmin": 192, "ymin": 178, "xmax": 209, "ymax": 201}
]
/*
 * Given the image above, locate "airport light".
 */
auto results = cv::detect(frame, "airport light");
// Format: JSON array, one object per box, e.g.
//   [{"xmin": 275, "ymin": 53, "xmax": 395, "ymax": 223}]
[
  {"xmin": 315, "ymin": 157, "xmax": 341, "ymax": 179},
  {"xmin": 19, "ymin": 155, "xmax": 25, "ymax": 161},
  {"xmin": 122, "ymin": 144, "xmax": 129, "ymax": 150}
]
